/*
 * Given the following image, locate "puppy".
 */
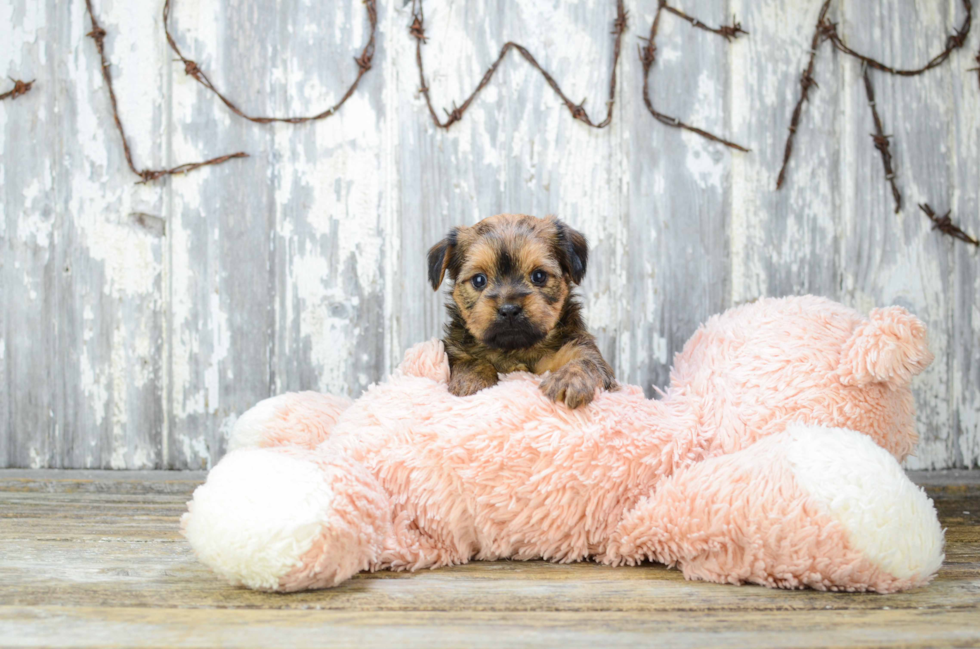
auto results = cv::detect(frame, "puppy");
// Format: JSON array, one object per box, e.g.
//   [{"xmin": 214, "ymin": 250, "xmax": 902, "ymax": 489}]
[{"xmin": 427, "ymin": 213, "xmax": 615, "ymax": 408}]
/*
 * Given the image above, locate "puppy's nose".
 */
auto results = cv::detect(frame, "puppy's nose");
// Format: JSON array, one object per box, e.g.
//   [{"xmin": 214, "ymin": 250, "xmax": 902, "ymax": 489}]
[{"xmin": 498, "ymin": 303, "xmax": 522, "ymax": 318}]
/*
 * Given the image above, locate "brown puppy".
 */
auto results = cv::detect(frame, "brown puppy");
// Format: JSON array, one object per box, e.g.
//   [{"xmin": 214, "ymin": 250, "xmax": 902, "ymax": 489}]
[{"xmin": 427, "ymin": 213, "xmax": 615, "ymax": 408}]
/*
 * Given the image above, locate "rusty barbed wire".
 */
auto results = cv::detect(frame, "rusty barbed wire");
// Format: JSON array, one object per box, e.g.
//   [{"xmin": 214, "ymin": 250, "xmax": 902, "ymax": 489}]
[
  {"xmin": 84, "ymin": 0, "xmax": 246, "ymax": 184},
  {"xmin": 822, "ymin": 1, "xmax": 972, "ymax": 77},
  {"xmin": 919, "ymin": 203, "xmax": 979, "ymax": 247},
  {"xmin": 0, "ymin": 78, "xmax": 34, "ymax": 101},
  {"xmin": 410, "ymin": 0, "xmax": 626, "ymax": 129},
  {"xmin": 778, "ymin": 0, "xmax": 972, "ymax": 191},
  {"xmin": 862, "ymin": 66, "xmax": 901, "ymax": 214},
  {"xmin": 163, "ymin": 0, "xmax": 377, "ymax": 124},
  {"xmin": 776, "ymin": 0, "xmax": 833, "ymax": 190},
  {"xmin": 661, "ymin": 5, "xmax": 747, "ymax": 41},
  {"xmin": 639, "ymin": 0, "xmax": 749, "ymax": 151},
  {"xmin": 776, "ymin": 0, "xmax": 978, "ymax": 247}
]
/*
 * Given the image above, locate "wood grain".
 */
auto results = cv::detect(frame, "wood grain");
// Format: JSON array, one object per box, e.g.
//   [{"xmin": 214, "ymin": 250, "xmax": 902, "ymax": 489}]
[
  {"xmin": 0, "ymin": 470, "xmax": 978, "ymax": 647},
  {"xmin": 837, "ymin": 0, "xmax": 958, "ymax": 471},
  {"xmin": 2, "ymin": 0, "xmax": 980, "ymax": 469},
  {"xmin": 2, "ymin": 607, "xmax": 980, "ymax": 649}
]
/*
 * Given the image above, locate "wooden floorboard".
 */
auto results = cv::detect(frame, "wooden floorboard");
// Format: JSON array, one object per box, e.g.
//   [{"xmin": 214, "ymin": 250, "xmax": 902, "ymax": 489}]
[{"xmin": 1, "ymin": 469, "xmax": 978, "ymax": 648}]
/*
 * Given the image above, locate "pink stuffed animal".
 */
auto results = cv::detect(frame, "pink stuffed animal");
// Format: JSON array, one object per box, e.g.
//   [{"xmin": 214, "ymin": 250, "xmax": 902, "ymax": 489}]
[{"xmin": 182, "ymin": 296, "xmax": 944, "ymax": 593}]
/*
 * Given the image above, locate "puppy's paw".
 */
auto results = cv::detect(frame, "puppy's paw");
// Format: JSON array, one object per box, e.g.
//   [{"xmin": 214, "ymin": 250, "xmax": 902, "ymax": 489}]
[
  {"xmin": 540, "ymin": 365, "xmax": 600, "ymax": 409},
  {"xmin": 449, "ymin": 369, "xmax": 498, "ymax": 397}
]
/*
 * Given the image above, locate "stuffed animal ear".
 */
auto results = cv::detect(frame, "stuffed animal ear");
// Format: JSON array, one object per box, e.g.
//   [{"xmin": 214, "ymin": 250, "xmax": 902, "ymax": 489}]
[
  {"xmin": 552, "ymin": 218, "xmax": 589, "ymax": 284},
  {"xmin": 838, "ymin": 306, "xmax": 934, "ymax": 389},
  {"xmin": 427, "ymin": 228, "xmax": 459, "ymax": 290}
]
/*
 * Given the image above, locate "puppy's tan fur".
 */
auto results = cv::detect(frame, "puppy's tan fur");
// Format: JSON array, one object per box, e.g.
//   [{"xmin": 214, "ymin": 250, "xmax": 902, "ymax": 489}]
[{"xmin": 428, "ymin": 214, "xmax": 615, "ymax": 408}]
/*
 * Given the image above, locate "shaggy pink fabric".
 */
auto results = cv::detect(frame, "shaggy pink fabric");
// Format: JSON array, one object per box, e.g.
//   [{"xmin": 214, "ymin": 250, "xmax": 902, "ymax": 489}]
[
  {"xmin": 188, "ymin": 296, "xmax": 938, "ymax": 592},
  {"xmin": 838, "ymin": 307, "xmax": 934, "ymax": 389},
  {"xmin": 666, "ymin": 299, "xmax": 929, "ymax": 461},
  {"xmin": 277, "ymin": 449, "xmax": 390, "ymax": 591},
  {"xmin": 232, "ymin": 392, "xmax": 352, "ymax": 450},
  {"xmin": 603, "ymin": 434, "xmax": 920, "ymax": 593}
]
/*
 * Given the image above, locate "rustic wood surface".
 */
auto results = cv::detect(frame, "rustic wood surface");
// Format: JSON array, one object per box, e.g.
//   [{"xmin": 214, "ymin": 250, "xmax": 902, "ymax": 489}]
[
  {"xmin": 2, "ymin": 0, "xmax": 979, "ymax": 470},
  {"xmin": 0, "ymin": 469, "xmax": 978, "ymax": 648}
]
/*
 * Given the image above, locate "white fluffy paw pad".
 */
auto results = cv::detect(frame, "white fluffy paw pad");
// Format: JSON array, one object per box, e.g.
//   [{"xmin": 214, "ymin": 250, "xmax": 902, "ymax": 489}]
[
  {"xmin": 181, "ymin": 449, "xmax": 333, "ymax": 590},
  {"xmin": 783, "ymin": 424, "xmax": 945, "ymax": 585}
]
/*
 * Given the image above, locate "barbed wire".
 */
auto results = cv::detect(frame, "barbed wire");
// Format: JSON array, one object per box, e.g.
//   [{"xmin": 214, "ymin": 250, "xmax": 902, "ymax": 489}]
[
  {"xmin": 823, "ymin": 6, "xmax": 972, "ymax": 76},
  {"xmin": 776, "ymin": 0, "xmax": 833, "ymax": 190},
  {"xmin": 163, "ymin": 0, "xmax": 377, "ymax": 124},
  {"xmin": 84, "ymin": 0, "xmax": 247, "ymax": 184},
  {"xmin": 0, "ymin": 78, "xmax": 34, "ymax": 101},
  {"xmin": 409, "ymin": 0, "xmax": 626, "ymax": 129},
  {"xmin": 861, "ymin": 66, "xmax": 902, "ymax": 214},
  {"xmin": 639, "ymin": 0, "xmax": 749, "ymax": 151},
  {"xmin": 920, "ymin": 203, "xmax": 979, "ymax": 247},
  {"xmin": 43, "ymin": 0, "xmax": 980, "ymax": 237},
  {"xmin": 776, "ymin": 0, "xmax": 978, "ymax": 246}
]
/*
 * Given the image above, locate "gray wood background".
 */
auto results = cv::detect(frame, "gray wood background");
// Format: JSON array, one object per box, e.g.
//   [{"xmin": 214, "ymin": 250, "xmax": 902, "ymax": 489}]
[{"xmin": 2, "ymin": 0, "xmax": 978, "ymax": 470}]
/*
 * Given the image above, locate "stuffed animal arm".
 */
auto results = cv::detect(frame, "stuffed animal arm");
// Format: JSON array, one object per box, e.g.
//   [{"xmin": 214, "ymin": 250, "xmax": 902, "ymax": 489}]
[{"xmin": 182, "ymin": 296, "xmax": 944, "ymax": 593}]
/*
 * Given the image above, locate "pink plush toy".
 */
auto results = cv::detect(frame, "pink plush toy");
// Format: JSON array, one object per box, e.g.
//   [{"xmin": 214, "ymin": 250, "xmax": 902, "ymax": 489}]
[{"xmin": 182, "ymin": 296, "xmax": 944, "ymax": 593}]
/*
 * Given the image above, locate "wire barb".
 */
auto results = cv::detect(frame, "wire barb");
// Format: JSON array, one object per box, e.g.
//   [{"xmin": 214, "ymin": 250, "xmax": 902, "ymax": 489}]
[
  {"xmin": 919, "ymin": 203, "xmax": 980, "ymax": 247},
  {"xmin": 776, "ymin": 0, "xmax": 833, "ymax": 190},
  {"xmin": 410, "ymin": 0, "xmax": 626, "ymax": 129},
  {"xmin": 163, "ymin": 0, "xmax": 377, "ymax": 124},
  {"xmin": 862, "ymin": 68, "xmax": 902, "ymax": 213},
  {"xmin": 84, "ymin": 0, "xmax": 246, "ymax": 184},
  {"xmin": 822, "ymin": 0, "xmax": 972, "ymax": 77},
  {"xmin": 0, "ymin": 78, "xmax": 34, "ymax": 101},
  {"xmin": 776, "ymin": 0, "xmax": 975, "ymax": 240},
  {"xmin": 640, "ymin": 2, "xmax": 750, "ymax": 152}
]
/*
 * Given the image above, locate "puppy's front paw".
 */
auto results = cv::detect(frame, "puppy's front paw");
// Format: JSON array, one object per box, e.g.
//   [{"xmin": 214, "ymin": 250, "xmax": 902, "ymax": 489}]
[
  {"xmin": 449, "ymin": 369, "xmax": 498, "ymax": 397},
  {"xmin": 540, "ymin": 365, "xmax": 600, "ymax": 409}
]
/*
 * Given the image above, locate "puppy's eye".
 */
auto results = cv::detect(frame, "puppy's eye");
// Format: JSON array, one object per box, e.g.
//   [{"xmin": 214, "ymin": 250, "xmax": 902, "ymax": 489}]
[
  {"xmin": 471, "ymin": 273, "xmax": 488, "ymax": 290},
  {"xmin": 530, "ymin": 269, "xmax": 548, "ymax": 286}
]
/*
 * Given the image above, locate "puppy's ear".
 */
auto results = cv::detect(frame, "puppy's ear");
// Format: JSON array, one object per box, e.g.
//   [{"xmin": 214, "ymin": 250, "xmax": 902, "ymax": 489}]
[
  {"xmin": 427, "ymin": 228, "xmax": 459, "ymax": 290},
  {"xmin": 553, "ymin": 218, "xmax": 589, "ymax": 284}
]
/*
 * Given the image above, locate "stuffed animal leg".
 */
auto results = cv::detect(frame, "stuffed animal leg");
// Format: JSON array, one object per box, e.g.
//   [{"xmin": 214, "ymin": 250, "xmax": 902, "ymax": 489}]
[
  {"xmin": 603, "ymin": 424, "xmax": 944, "ymax": 593},
  {"xmin": 181, "ymin": 444, "xmax": 389, "ymax": 591}
]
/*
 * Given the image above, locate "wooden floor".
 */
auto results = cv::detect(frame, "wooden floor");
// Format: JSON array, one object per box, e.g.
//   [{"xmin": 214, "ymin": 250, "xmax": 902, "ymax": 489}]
[{"xmin": 1, "ymin": 470, "xmax": 978, "ymax": 649}]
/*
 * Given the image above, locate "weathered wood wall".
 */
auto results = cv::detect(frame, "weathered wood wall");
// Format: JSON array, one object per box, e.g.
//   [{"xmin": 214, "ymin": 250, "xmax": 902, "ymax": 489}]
[{"xmin": 2, "ymin": 0, "xmax": 978, "ymax": 470}]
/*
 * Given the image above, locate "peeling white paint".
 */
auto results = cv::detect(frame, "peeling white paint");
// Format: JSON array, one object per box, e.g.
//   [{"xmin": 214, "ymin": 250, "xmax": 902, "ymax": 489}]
[{"xmin": 3, "ymin": 0, "xmax": 979, "ymax": 470}]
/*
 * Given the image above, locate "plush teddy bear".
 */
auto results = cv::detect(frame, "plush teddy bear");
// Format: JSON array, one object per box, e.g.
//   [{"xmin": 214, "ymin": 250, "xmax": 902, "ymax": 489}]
[{"xmin": 182, "ymin": 296, "xmax": 944, "ymax": 593}]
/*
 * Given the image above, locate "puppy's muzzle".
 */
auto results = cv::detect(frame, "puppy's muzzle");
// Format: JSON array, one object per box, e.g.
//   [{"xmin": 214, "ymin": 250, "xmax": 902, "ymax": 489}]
[{"xmin": 482, "ymin": 302, "xmax": 544, "ymax": 351}]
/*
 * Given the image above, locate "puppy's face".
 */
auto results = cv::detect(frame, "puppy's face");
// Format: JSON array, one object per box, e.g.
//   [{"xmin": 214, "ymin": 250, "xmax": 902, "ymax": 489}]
[{"xmin": 428, "ymin": 214, "xmax": 588, "ymax": 351}]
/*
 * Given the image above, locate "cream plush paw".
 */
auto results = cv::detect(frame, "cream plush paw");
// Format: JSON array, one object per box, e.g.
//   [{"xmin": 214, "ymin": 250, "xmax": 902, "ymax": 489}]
[
  {"xmin": 182, "ymin": 446, "xmax": 390, "ymax": 592},
  {"xmin": 181, "ymin": 448, "xmax": 338, "ymax": 590},
  {"xmin": 781, "ymin": 424, "xmax": 944, "ymax": 587},
  {"xmin": 229, "ymin": 392, "xmax": 352, "ymax": 451}
]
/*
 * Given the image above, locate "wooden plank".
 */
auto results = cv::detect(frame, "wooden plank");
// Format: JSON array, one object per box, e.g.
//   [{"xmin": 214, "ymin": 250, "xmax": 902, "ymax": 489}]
[
  {"xmin": 0, "ymin": 471, "xmax": 977, "ymax": 615},
  {"xmin": 267, "ymin": 0, "xmax": 388, "ymax": 400},
  {"xmin": 162, "ymin": 0, "xmax": 388, "ymax": 470},
  {"xmin": 3, "ymin": 0, "xmax": 167, "ymax": 469},
  {"xmin": 0, "ymin": 469, "xmax": 205, "ymax": 494},
  {"xmin": 728, "ymin": 0, "xmax": 842, "ymax": 303},
  {"xmin": 163, "ymin": 0, "xmax": 278, "ymax": 470},
  {"xmin": 3, "ymin": 1, "xmax": 980, "ymax": 472},
  {"xmin": 947, "ymin": 3, "xmax": 980, "ymax": 469},
  {"xmin": 0, "ymin": 535, "xmax": 977, "ymax": 611},
  {"xmin": 622, "ymin": 0, "xmax": 735, "ymax": 392},
  {"xmin": 837, "ymin": 0, "xmax": 957, "ymax": 470},
  {"xmin": 0, "ymin": 472, "xmax": 977, "ymax": 647},
  {"xmin": 1, "ymin": 606, "xmax": 979, "ymax": 649}
]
